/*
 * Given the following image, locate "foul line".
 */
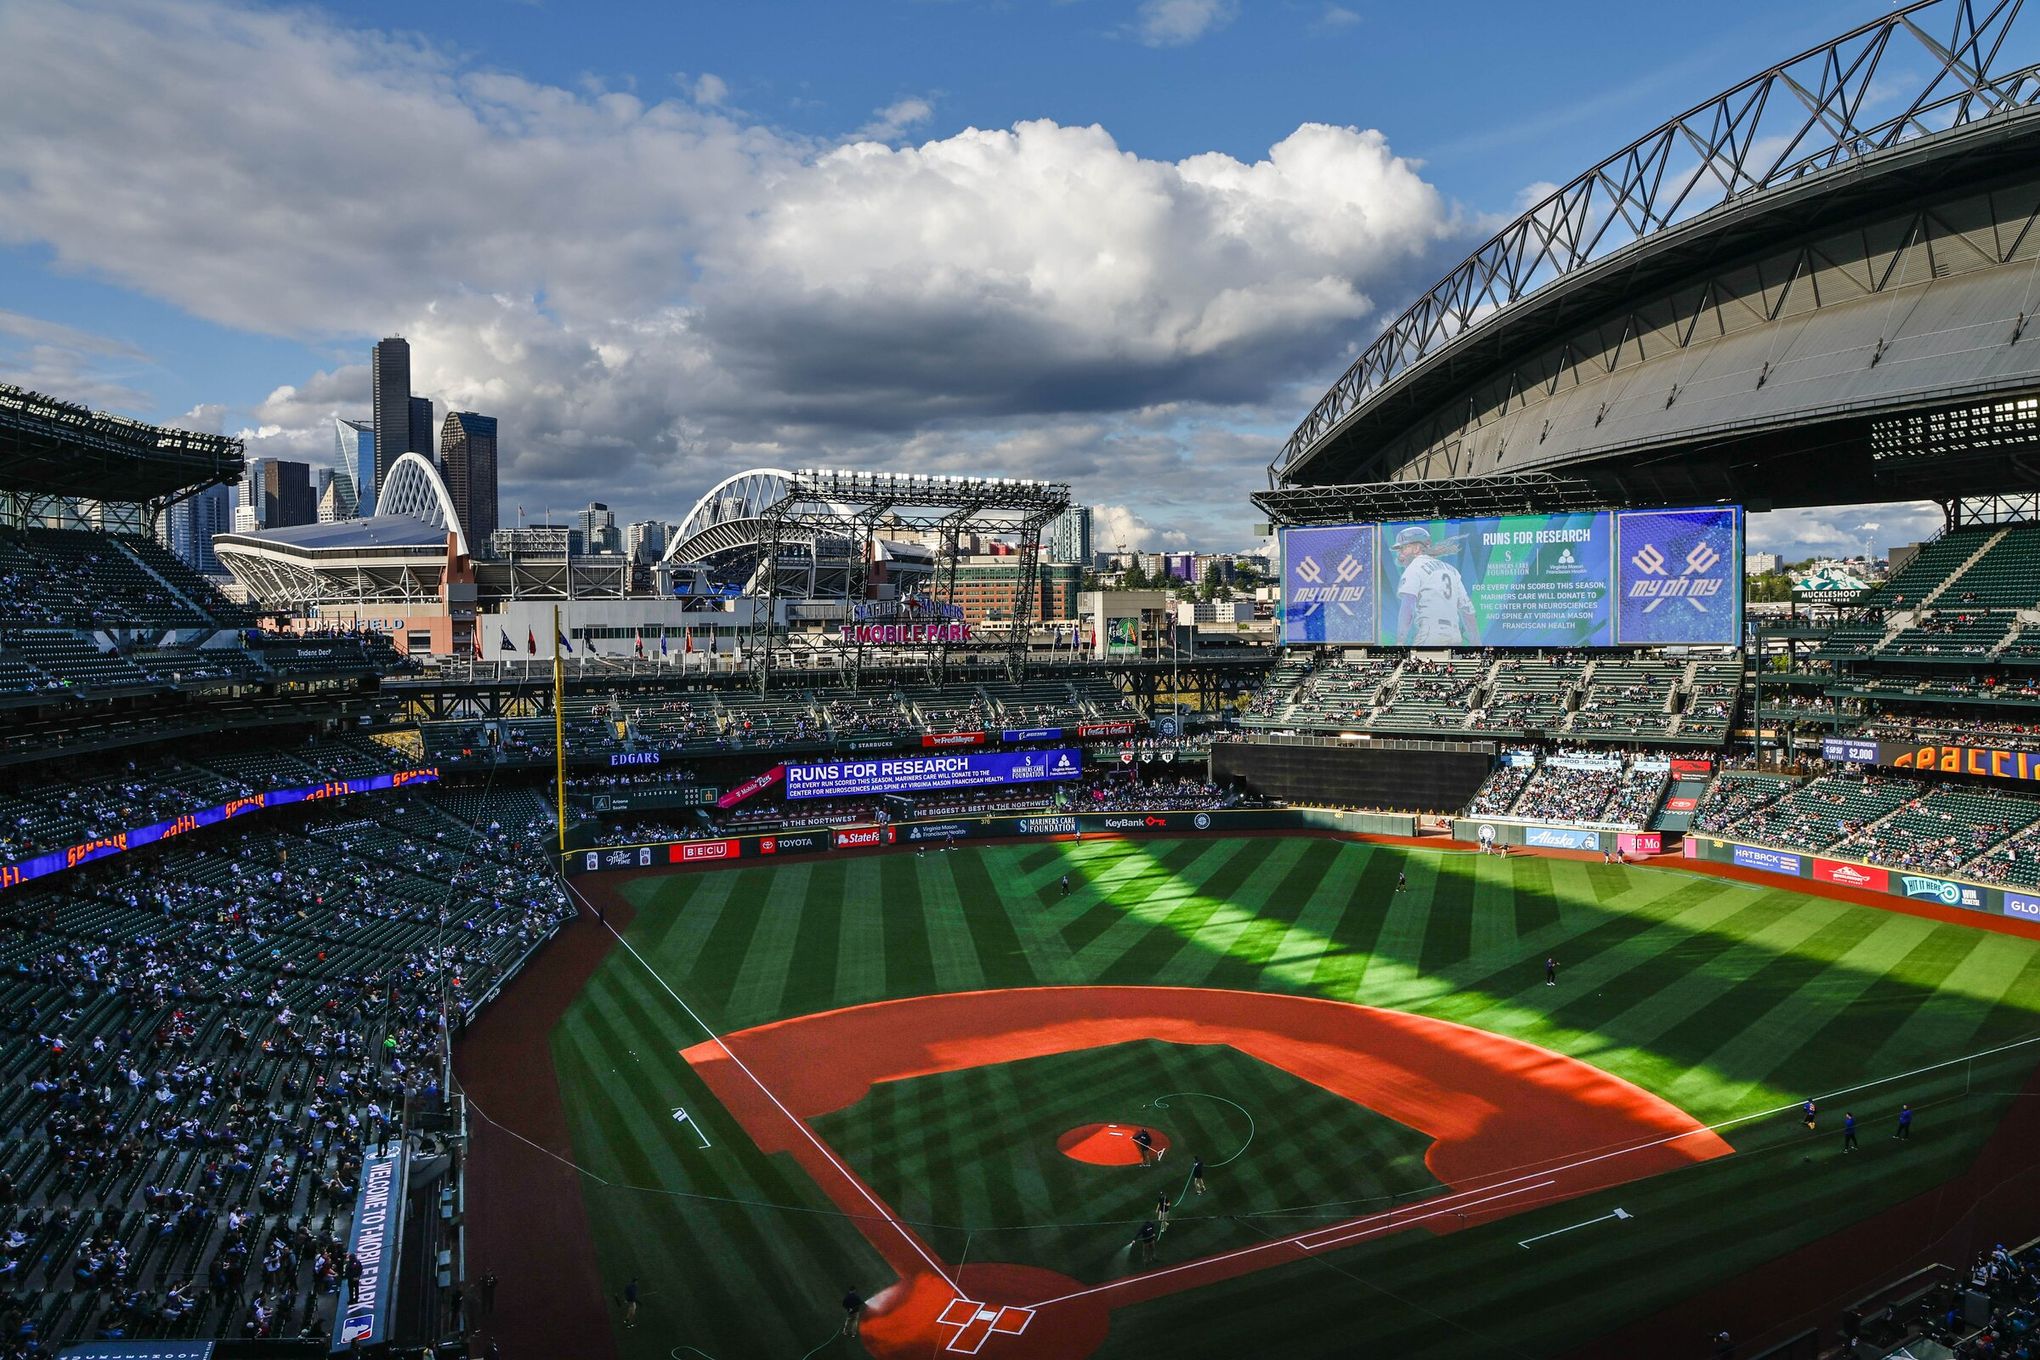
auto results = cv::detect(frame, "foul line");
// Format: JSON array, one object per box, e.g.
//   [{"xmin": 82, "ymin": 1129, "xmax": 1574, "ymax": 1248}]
[
  {"xmin": 573, "ymin": 882, "xmax": 959, "ymax": 1291},
  {"xmin": 1032, "ymin": 1029, "xmax": 2040, "ymax": 1313}
]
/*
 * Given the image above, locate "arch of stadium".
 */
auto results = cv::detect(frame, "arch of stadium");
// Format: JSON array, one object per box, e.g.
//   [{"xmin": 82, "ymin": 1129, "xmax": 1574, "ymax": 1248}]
[{"xmin": 1262, "ymin": 0, "xmax": 2040, "ymax": 546}]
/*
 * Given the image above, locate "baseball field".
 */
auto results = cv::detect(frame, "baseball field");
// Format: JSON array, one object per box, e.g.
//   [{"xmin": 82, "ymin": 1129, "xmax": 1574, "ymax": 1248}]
[{"xmin": 464, "ymin": 836, "xmax": 2040, "ymax": 1358}]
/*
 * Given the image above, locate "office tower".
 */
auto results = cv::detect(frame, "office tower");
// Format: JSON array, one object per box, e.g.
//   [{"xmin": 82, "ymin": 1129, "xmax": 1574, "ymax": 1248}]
[
  {"xmin": 409, "ymin": 396, "xmax": 434, "ymax": 462},
  {"xmin": 332, "ymin": 417, "xmax": 373, "ymax": 517},
  {"xmin": 625, "ymin": 520, "xmax": 669, "ymax": 563},
  {"xmin": 371, "ymin": 337, "xmax": 411, "ymax": 496},
  {"xmin": 261, "ymin": 460, "xmax": 316, "ymax": 529},
  {"xmin": 163, "ymin": 482, "xmax": 234, "ymax": 574},
  {"xmin": 578, "ymin": 501, "xmax": 621, "ymax": 555},
  {"xmin": 439, "ymin": 411, "xmax": 500, "ymax": 547},
  {"xmin": 1047, "ymin": 505, "xmax": 1093, "ymax": 565}
]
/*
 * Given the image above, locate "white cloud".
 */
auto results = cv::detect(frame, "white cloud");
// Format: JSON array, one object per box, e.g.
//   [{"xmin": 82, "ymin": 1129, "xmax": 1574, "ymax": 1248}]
[
  {"xmin": 0, "ymin": 0, "xmax": 1463, "ymax": 546},
  {"xmin": 692, "ymin": 72, "xmax": 729, "ymax": 107},
  {"xmin": 854, "ymin": 96, "xmax": 935, "ymax": 142},
  {"xmin": 1135, "ymin": 0, "xmax": 1238, "ymax": 47},
  {"xmin": 1317, "ymin": 5, "xmax": 1362, "ymax": 30},
  {"xmin": 1747, "ymin": 503, "xmax": 1943, "ymax": 562},
  {"xmin": 1094, "ymin": 503, "xmax": 1188, "ymax": 552}
]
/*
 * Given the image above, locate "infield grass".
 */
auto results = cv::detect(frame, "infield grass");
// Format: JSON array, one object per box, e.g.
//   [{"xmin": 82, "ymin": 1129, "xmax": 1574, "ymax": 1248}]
[{"xmin": 548, "ymin": 837, "xmax": 2040, "ymax": 1359}]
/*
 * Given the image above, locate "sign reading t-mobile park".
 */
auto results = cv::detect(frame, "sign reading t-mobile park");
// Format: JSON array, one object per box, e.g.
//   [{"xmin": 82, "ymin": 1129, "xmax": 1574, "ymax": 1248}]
[
  {"xmin": 334, "ymin": 1145, "xmax": 408, "ymax": 1352},
  {"xmin": 784, "ymin": 749, "xmax": 1083, "ymax": 800}
]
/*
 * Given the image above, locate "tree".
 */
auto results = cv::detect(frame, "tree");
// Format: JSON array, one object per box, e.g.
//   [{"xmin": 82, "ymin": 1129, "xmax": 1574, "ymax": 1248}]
[
  {"xmin": 1124, "ymin": 556, "xmax": 1151, "ymax": 590},
  {"xmin": 1199, "ymin": 561, "xmax": 1224, "ymax": 602}
]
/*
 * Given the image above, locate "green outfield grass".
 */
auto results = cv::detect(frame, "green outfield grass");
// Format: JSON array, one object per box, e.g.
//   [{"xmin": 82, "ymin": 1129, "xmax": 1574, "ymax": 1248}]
[{"xmin": 548, "ymin": 837, "xmax": 2040, "ymax": 1359}]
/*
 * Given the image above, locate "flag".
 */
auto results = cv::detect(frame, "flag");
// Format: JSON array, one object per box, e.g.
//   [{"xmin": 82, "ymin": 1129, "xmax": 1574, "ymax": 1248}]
[
  {"xmin": 634, "ymin": 630, "xmax": 644, "ymax": 658},
  {"xmin": 500, "ymin": 629, "xmax": 515, "ymax": 653},
  {"xmin": 558, "ymin": 630, "xmax": 574, "ymax": 654},
  {"xmin": 684, "ymin": 630, "xmax": 694, "ymax": 654},
  {"xmin": 526, "ymin": 628, "xmax": 536, "ymax": 656},
  {"xmin": 659, "ymin": 631, "xmax": 668, "ymax": 656},
  {"xmin": 471, "ymin": 630, "xmax": 482, "ymax": 659}
]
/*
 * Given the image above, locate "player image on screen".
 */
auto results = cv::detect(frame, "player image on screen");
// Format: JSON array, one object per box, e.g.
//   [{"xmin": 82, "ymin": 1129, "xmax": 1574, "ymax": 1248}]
[{"xmin": 1391, "ymin": 525, "xmax": 1476, "ymax": 645}]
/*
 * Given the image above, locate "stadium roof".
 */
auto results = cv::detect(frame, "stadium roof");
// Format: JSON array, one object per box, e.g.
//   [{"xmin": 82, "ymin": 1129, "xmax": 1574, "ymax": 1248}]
[
  {"xmin": 225, "ymin": 514, "xmax": 450, "ymax": 553},
  {"xmin": 0, "ymin": 382, "xmax": 244, "ymax": 501}
]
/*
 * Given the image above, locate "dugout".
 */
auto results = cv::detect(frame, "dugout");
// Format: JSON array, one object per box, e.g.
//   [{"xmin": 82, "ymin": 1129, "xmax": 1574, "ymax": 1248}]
[{"xmin": 1212, "ymin": 735, "xmax": 1493, "ymax": 813}]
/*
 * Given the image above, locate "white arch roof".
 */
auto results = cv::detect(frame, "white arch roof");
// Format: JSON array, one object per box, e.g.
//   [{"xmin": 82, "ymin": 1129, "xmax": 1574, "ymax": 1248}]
[
  {"xmin": 663, "ymin": 467, "xmax": 854, "ymax": 566},
  {"xmin": 376, "ymin": 450, "xmax": 469, "ymax": 558}
]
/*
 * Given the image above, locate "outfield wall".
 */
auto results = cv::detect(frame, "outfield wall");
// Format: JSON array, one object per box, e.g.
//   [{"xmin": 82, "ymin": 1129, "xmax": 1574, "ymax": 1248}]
[
  {"xmin": 1681, "ymin": 836, "xmax": 2040, "ymax": 923},
  {"xmin": 563, "ymin": 806, "xmax": 1416, "ymax": 875},
  {"xmin": 1213, "ymin": 739, "xmax": 1492, "ymax": 813}
]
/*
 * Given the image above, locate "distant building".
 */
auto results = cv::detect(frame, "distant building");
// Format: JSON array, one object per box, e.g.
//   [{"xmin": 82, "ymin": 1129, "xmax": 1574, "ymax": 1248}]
[
  {"xmin": 232, "ymin": 503, "xmax": 260, "ymax": 534},
  {"xmin": 332, "ymin": 416, "xmax": 373, "ymax": 517},
  {"xmin": 1046, "ymin": 506, "xmax": 1092, "ymax": 565},
  {"xmin": 439, "ymin": 411, "xmax": 500, "ymax": 547},
  {"xmin": 1160, "ymin": 552, "xmax": 1198, "ymax": 582},
  {"xmin": 371, "ymin": 337, "xmax": 412, "ymax": 497},
  {"xmin": 161, "ymin": 482, "xmax": 233, "ymax": 575},
  {"xmin": 408, "ymin": 396, "xmax": 435, "ymax": 463},
  {"xmin": 578, "ymin": 501, "xmax": 622, "ymax": 555},
  {"xmin": 261, "ymin": 460, "xmax": 317, "ymax": 529},
  {"xmin": 626, "ymin": 519, "xmax": 669, "ymax": 563},
  {"xmin": 487, "ymin": 525, "xmax": 577, "ymax": 558},
  {"xmin": 1747, "ymin": 551, "xmax": 1782, "ymax": 575},
  {"xmin": 946, "ymin": 556, "xmax": 1082, "ymax": 626}
]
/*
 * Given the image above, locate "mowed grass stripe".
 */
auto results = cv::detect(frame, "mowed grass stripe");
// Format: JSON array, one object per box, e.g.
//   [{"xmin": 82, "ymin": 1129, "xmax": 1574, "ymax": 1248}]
[
  {"xmin": 833, "ymin": 856, "xmax": 891, "ymax": 1007},
  {"xmin": 945, "ymin": 850, "xmax": 1039, "ymax": 989},
  {"xmin": 879, "ymin": 851, "xmax": 938, "ymax": 998},
  {"xmin": 1250, "ymin": 842, "xmax": 1368, "ymax": 995},
  {"xmin": 1196, "ymin": 840, "xmax": 1345, "ymax": 992},
  {"xmin": 1418, "ymin": 854, "xmax": 1476, "ymax": 975},
  {"xmin": 1148, "ymin": 840, "xmax": 1316, "ymax": 989},
  {"xmin": 1078, "ymin": 840, "xmax": 1252, "ymax": 981},
  {"xmin": 720, "ymin": 864, "xmax": 820, "ymax": 1028},
  {"xmin": 1305, "ymin": 848, "xmax": 1402, "ymax": 1000},
  {"xmin": 1057, "ymin": 840, "xmax": 1214, "ymax": 953},
  {"xmin": 1864, "ymin": 945, "xmax": 2040, "ymax": 1073},
  {"xmin": 917, "ymin": 857, "xmax": 989, "ymax": 993}
]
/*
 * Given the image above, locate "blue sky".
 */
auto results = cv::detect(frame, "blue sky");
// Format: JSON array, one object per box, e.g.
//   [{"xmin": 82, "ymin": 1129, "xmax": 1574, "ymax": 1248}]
[{"xmin": 0, "ymin": 0, "xmax": 1941, "ymax": 556}]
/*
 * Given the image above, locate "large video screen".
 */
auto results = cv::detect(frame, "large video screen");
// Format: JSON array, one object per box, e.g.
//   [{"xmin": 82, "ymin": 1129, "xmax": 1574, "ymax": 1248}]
[
  {"xmin": 1280, "ymin": 505, "xmax": 1741, "ymax": 647},
  {"xmin": 784, "ymin": 748, "xmax": 1083, "ymax": 800}
]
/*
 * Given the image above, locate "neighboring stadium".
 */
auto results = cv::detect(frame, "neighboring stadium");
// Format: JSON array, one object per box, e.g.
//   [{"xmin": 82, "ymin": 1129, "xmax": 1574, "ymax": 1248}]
[{"xmin": 12, "ymin": 4, "xmax": 2040, "ymax": 1360}]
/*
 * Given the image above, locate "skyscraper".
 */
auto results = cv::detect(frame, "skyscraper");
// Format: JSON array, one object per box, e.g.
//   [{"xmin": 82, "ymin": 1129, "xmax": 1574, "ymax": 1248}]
[
  {"xmin": 162, "ymin": 482, "xmax": 234, "ymax": 574},
  {"xmin": 261, "ymin": 460, "xmax": 317, "ymax": 528},
  {"xmin": 625, "ymin": 520, "xmax": 669, "ymax": 563},
  {"xmin": 371, "ymin": 337, "xmax": 411, "ymax": 496},
  {"xmin": 578, "ymin": 502, "xmax": 621, "ymax": 555},
  {"xmin": 408, "ymin": 396, "xmax": 435, "ymax": 463},
  {"xmin": 1047, "ymin": 505, "xmax": 1093, "ymax": 565},
  {"xmin": 439, "ymin": 411, "xmax": 500, "ymax": 547},
  {"xmin": 331, "ymin": 417, "xmax": 373, "ymax": 517}
]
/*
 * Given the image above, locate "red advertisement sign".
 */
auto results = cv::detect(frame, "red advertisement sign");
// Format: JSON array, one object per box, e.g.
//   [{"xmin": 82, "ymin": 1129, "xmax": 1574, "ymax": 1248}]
[
  {"xmin": 1077, "ymin": 721, "xmax": 1138, "ymax": 738},
  {"xmin": 1812, "ymin": 858, "xmax": 1889, "ymax": 891},
  {"xmin": 921, "ymin": 731, "xmax": 986, "ymax": 749},
  {"xmin": 1664, "ymin": 796, "xmax": 1698, "ymax": 812},
  {"xmin": 716, "ymin": 764, "xmax": 785, "ymax": 809},
  {"xmin": 671, "ymin": 839, "xmax": 740, "ymax": 863},
  {"xmin": 1669, "ymin": 758, "xmax": 1715, "ymax": 776},
  {"xmin": 1618, "ymin": 832, "xmax": 1663, "ymax": 855},
  {"xmin": 833, "ymin": 826, "xmax": 898, "ymax": 849}
]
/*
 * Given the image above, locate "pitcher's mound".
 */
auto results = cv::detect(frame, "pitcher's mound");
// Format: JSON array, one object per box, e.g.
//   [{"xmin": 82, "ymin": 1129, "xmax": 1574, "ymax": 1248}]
[{"xmin": 1056, "ymin": 1122, "xmax": 1171, "ymax": 1166}]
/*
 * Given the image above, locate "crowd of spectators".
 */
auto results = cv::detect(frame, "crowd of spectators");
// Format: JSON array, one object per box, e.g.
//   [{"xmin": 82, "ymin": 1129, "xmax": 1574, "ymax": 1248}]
[{"xmin": 0, "ymin": 777, "xmax": 567, "ymax": 1353}]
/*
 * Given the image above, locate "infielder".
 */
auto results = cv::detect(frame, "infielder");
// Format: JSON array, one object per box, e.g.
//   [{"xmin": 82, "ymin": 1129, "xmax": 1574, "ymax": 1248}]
[{"xmin": 1391, "ymin": 525, "xmax": 1477, "ymax": 646}]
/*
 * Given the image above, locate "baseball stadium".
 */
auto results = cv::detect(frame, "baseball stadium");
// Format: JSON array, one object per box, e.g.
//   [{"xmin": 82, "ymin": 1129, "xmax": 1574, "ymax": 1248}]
[{"xmin": 10, "ymin": 2, "xmax": 2040, "ymax": 1359}]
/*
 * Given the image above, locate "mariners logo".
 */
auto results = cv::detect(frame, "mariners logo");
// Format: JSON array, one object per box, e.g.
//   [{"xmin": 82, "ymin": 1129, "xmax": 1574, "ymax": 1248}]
[
  {"xmin": 1628, "ymin": 540, "xmax": 1725, "ymax": 613},
  {"xmin": 1294, "ymin": 555, "xmax": 1323, "ymax": 584}
]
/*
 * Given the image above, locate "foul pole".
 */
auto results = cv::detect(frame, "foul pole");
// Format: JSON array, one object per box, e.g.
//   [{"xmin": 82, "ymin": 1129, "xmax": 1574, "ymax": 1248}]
[{"xmin": 553, "ymin": 602, "xmax": 567, "ymax": 853}]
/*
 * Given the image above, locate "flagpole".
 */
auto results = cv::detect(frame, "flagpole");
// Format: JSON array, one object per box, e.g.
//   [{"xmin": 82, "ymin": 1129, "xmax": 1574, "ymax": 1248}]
[{"xmin": 553, "ymin": 602, "xmax": 567, "ymax": 855}]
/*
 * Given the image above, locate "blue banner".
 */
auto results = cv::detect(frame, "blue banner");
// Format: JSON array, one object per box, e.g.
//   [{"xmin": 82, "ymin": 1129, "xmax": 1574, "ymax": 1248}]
[
  {"xmin": 1895, "ymin": 873, "xmax": 1987, "ymax": 910},
  {"xmin": 2004, "ymin": 892, "xmax": 2040, "ymax": 922},
  {"xmin": 1281, "ymin": 524, "xmax": 1376, "ymax": 644},
  {"xmin": 784, "ymin": 749, "xmax": 1082, "ymax": 800},
  {"xmin": 1821, "ymin": 737, "xmax": 1881, "ymax": 764},
  {"xmin": 1733, "ymin": 844, "xmax": 1803, "ymax": 875},
  {"xmin": 335, "ymin": 1146, "xmax": 407, "ymax": 1352},
  {"xmin": 1002, "ymin": 727, "xmax": 1063, "ymax": 743},
  {"xmin": 1523, "ymin": 825, "xmax": 1601, "ymax": 851},
  {"xmin": 1614, "ymin": 507, "xmax": 1742, "ymax": 645},
  {"xmin": 0, "ymin": 768, "xmax": 442, "ymax": 892}
]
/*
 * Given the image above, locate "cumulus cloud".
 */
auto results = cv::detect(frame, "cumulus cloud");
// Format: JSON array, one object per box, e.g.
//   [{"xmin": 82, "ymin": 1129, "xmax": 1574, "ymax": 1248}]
[
  {"xmin": 1135, "ymin": 0, "xmax": 1237, "ymax": 47},
  {"xmin": 0, "ymin": 0, "xmax": 1463, "ymax": 545},
  {"xmin": 1094, "ymin": 503, "xmax": 1189, "ymax": 552},
  {"xmin": 1747, "ymin": 503, "xmax": 1943, "ymax": 562},
  {"xmin": 1317, "ymin": 5, "xmax": 1362, "ymax": 30}
]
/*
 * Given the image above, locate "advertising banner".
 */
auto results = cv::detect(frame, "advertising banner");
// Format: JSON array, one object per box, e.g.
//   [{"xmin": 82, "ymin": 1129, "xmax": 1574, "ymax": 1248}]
[
  {"xmin": 716, "ymin": 765, "xmax": 785, "ymax": 809},
  {"xmin": 904, "ymin": 820, "xmax": 977, "ymax": 843},
  {"xmin": 922, "ymin": 731, "xmax": 987, "ymax": 749},
  {"xmin": 756, "ymin": 831, "xmax": 828, "ymax": 857},
  {"xmin": 1664, "ymin": 796, "xmax": 1699, "ymax": 812},
  {"xmin": 1732, "ymin": 844, "xmax": 1803, "ymax": 875},
  {"xmin": 1106, "ymin": 617, "xmax": 1139, "ymax": 656},
  {"xmin": 2003, "ymin": 892, "xmax": 2040, "ymax": 922},
  {"xmin": 1016, "ymin": 815, "xmax": 1079, "ymax": 835},
  {"xmin": 787, "ymin": 749, "xmax": 1082, "ymax": 800},
  {"xmin": 583, "ymin": 845, "xmax": 657, "ymax": 873},
  {"xmin": 0, "ymin": 768, "xmax": 441, "ymax": 893},
  {"xmin": 669, "ymin": 839, "xmax": 741, "ymax": 863},
  {"xmin": 1812, "ymin": 858, "xmax": 1889, "ymax": 891},
  {"xmin": 1524, "ymin": 825, "xmax": 1601, "ymax": 851},
  {"xmin": 843, "ymin": 736, "xmax": 903, "ymax": 752},
  {"xmin": 1280, "ymin": 505, "xmax": 1742, "ymax": 647},
  {"xmin": 833, "ymin": 825, "xmax": 898, "ymax": 849},
  {"xmin": 1077, "ymin": 721, "xmax": 1139, "ymax": 739},
  {"xmin": 1613, "ymin": 506, "xmax": 1742, "ymax": 645},
  {"xmin": 1894, "ymin": 873, "xmax": 1987, "ymax": 910},
  {"xmin": 1002, "ymin": 727, "xmax": 1063, "ymax": 743},
  {"xmin": 1618, "ymin": 832, "xmax": 1663, "ymax": 855},
  {"xmin": 1821, "ymin": 737, "xmax": 1882, "ymax": 764},
  {"xmin": 334, "ymin": 1147, "xmax": 407, "ymax": 1352},
  {"xmin": 1281, "ymin": 523, "xmax": 1376, "ymax": 644},
  {"xmin": 1669, "ymin": 758, "xmax": 1716, "ymax": 776},
  {"xmin": 590, "ymin": 787, "xmax": 720, "ymax": 813}
]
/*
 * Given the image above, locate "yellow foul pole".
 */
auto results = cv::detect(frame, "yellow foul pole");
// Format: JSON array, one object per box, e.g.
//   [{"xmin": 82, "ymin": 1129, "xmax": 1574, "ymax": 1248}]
[{"xmin": 553, "ymin": 603, "xmax": 568, "ymax": 854}]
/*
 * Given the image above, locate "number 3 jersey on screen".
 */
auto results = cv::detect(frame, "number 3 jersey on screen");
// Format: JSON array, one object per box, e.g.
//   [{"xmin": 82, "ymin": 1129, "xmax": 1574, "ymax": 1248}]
[{"xmin": 1280, "ymin": 507, "xmax": 1740, "ymax": 648}]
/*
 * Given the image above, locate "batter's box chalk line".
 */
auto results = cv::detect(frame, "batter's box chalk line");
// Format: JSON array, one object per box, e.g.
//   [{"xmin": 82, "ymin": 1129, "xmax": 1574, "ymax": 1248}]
[{"xmin": 938, "ymin": 1297, "xmax": 1034, "ymax": 1353}]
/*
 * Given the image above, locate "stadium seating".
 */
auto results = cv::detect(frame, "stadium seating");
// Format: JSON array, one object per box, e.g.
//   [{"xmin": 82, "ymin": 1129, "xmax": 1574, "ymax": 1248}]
[
  {"xmin": 1693, "ymin": 769, "xmax": 1797, "ymax": 833},
  {"xmin": 1830, "ymin": 783, "xmax": 2040, "ymax": 874},
  {"xmin": 1370, "ymin": 658, "xmax": 1484, "ymax": 732},
  {"xmin": 1734, "ymin": 773, "xmax": 1924, "ymax": 852}
]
